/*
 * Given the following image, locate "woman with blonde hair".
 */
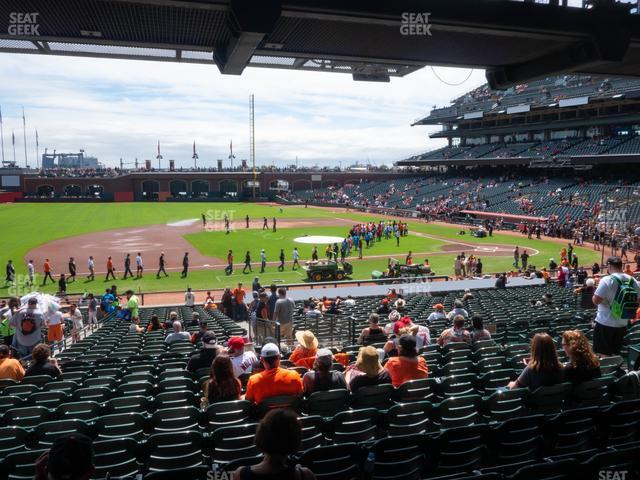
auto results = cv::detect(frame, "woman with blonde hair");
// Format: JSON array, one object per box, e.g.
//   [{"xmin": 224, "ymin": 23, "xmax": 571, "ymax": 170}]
[
  {"xmin": 346, "ymin": 346, "xmax": 391, "ymax": 393},
  {"xmin": 562, "ymin": 330, "xmax": 601, "ymax": 384},
  {"xmin": 508, "ymin": 333, "xmax": 563, "ymax": 390}
]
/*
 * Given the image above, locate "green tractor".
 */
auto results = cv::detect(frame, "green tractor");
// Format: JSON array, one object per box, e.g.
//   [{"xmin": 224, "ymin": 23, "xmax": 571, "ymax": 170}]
[
  {"xmin": 303, "ymin": 260, "xmax": 354, "ymax": 282},
  {"xmin": 372, "ymin": 258, "xmax": 434, "ymax": 281}
]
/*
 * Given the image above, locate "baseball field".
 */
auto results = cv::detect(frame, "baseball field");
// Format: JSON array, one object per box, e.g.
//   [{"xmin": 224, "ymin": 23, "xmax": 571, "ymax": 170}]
[{"xmin": 0, "ymin": 202, "xmax": 602, "ymax": 297}]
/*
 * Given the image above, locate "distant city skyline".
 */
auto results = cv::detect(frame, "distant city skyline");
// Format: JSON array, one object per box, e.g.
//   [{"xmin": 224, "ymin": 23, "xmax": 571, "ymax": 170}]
[{"xmin": 0, "ymin": 53, "xmax": 486, "ymax": 169}]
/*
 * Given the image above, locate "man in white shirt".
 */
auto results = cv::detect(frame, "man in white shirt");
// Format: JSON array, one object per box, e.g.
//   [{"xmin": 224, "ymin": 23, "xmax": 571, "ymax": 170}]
[
  {"xmin": 87, "ymin": 256, "xmax": 95, "ymax": 281},
  {"xmin": 260, "ymin": 249, "xmax": 267, "ymax": 273},
  {"xmin": 185, "ymin": 288, "xmax": 195, "ymax": 308},
  {"xmin": 165, "ymin": 321, "xmax": 191, "ymax": 344},
  {"xmin": 593, "ymin": 256, "xmax": 640, "ymax": 356},
  {"xmin": 135, "ymin": 252, "xmax": 144, "ymax": 278},
  {"xmin": 227, "ymin": 336, "xmax": 257, "ymax": 378},
  {"xmin": 292, "ymin": 248, "xmax": 300, "ymax": 270},
  {"xmin": 26, "ymin": 260, "xmax": 35, "ymax": 286}
]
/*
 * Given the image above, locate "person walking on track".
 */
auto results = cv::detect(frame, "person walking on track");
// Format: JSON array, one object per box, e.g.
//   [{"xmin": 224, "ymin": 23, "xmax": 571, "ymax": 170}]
[
  {"xmin": 225, "ymin": 250, "xmax": 234, "ymax": 275},
  {"xmin": 246, "ymin": 215, "xmax": 250, "ymax": 228},
  {"xmin": 157, "ymin": 252, "xmax": 169, "ymax": 278},
  {"xmin": 243, "ymin": 251, "xmax": 252, "ymax": 274},
  {"xmin": 260, "ymin": 249, "xmax": 267, "ymax": 273},
  {"xmin": 68, "ymin": 257, "xmax": 76, "ymax": 282},
  {"xmin": 278, "ymin": 249, "xmax": 285, "ymax": 271},
  {"xmin": 136, "ymin": 252, "xmax": 144, "ymax": 278},
  {"xmin": 42, "ymin": 259, "xmax": 54, "ymax": 285},
  {"xmin": 106, "ymin": 256, "xmax": 116, "ymax": 281},
  {"xmin": 87, "ymin": 256, "xmax": 95, "ymax": 281},
  {"xmin": 123, "ymin": 253, "xmax": 133, "ymax": 279},
  {"xmin": 293, "ymin": 248, "xmax": 300, "ymax": 270},
  {"xmin": 181, "ymin": 252, "xmax": 189, "ymax": 278},
  {"xmin": 273, "ymin": 217, "xmax": 277, "ymax": 232}
]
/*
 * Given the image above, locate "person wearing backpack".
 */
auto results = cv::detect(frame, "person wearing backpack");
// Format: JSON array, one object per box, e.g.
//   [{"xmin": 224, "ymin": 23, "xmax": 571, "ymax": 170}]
[
  {"xmin": 9, "ymin": 297, "xmax": 44, "ymax": 359},
  {"xmin": 593, "ymin": 256, "xmax": 640, "ymax": 356}
]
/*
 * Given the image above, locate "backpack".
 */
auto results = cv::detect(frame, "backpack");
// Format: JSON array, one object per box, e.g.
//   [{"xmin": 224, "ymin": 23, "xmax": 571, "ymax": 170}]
[
  {"xmin": 610, "ymin": 275, "xmax": 639, "ymax": 321},
  {"xmin": 20, "ymin": 311, "xmax": 37, "ymax": 336}
]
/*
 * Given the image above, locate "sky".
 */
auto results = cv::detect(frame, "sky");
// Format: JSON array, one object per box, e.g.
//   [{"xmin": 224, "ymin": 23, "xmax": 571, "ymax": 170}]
[{"xmin": 0, "ymin": 53, "xmax": 487, "ymax": 169}]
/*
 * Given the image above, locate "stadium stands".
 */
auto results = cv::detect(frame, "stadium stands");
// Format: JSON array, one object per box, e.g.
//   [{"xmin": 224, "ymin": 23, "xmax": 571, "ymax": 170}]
[{"xmin": 2, "ymin": 282, "xmax": 640, "ymax": 479}]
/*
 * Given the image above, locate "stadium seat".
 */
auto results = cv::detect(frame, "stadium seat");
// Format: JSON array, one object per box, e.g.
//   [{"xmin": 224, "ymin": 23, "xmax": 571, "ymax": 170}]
[
  {"xmin": 351, "ymin": 384, "xmax": 394, "ymax": 411},
  {"xmin": 205, "ymin": 400, "xmax": 252, "ymax": 430},
  {"xmin": 2, "ymin": 448, "xmax": 48, "ymax": 480},
  {"xmin": 305, "ymin": 389, "xmax": 350, "ymax": 418},
  {"xmin": 393, "ymin": 378, "xmax": 437, "ymax": 403},
  {"xmin": 437, "ymin": 394, "xmax": 482, "ymax": 429},
  {"xmin": 3, "ymin": 406, "xmax": 50, "ymax": 430},
  {"xmin": 96, "ymin": 412, "xmax": 147, "ymax": 441},
  {"xmin": 543, "ymin": 407, "xmax": 600, "ymax": 455},
  {"xmin": 35, "ymin": 419, "xmax": 92, "ymax": 447},
  {"xmin": 369, "ymin": 434, "xmax": 427, "ymax": 480},
  {"xmin": 487, "ymin": 415, "xmax": 544, "ymax": 465},
  {"xmin": 482, "ymin": 388, "xmax": 529, "ymax": 422},
  {"xmin": 55, "ymin": 401, "xmax": 101, "ymax": 422},
  {"xmin": 93, "ymin": 438, "xmax": 140, "ymax": 479},
  {"xmin": 298, "ymin": 443, "xmax": 366, "ymax": 480},
  {"xmin": 331, "ymin": 408, "xmax": 380, "ymax": 443},
  {"xmin": 150, "ymin": 406, "xmax": 201, "ymax": 433},
  {"xmin": 386, "ymin": 401, "xmax": 433, "ymax": 436},
  {"xmin": 505, "ymin": 459, "xmax": 579, "ymax": 480},
  {"xmin": 569, "ymin": 376, "xmax": 613, "ymax": 407},
  {"xmin": 298, "ymin": 415, "xmax": 325, "ymax": 450},
  {"xmin": 211, "ymin": 423, "xmax": 260, "ymax": 464},
  {"xmin": 426, "ymin": 424, "xmax": 488, "ymax": 476},
  {"xmin": 145, "ymin": 431, "xmax": 204, "ymax": 472},
  {"xmin": 0, "ymin": 426, "xmax": 29, "ymax": 462},
  {"xmin": 527, "ymin": 383, "xmax": 572, "ymax": 414}
]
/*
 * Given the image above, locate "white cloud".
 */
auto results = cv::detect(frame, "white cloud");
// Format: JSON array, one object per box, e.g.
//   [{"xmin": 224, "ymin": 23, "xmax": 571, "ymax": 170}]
[{"xmin": 0, "ymin": 53, "xmax": 486, "ymax": 168}]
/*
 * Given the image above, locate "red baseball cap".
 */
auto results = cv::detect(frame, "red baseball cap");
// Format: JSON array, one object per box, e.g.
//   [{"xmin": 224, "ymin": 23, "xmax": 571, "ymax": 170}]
[
  {"xmin": 382, "ymin": 299, "xmax": 389, "ymax": 304},
  {"xmin": 227, "ymin": 336, "xmax": 246, "ymax": 350}
]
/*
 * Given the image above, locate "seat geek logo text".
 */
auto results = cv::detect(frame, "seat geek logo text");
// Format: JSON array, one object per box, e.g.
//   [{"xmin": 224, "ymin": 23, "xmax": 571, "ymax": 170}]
[
  {"xmin": 400, "ymin": 12, "xmax": 432, "ymax": 36},
  {"xmin": 8, "ymin": 12, "xmax": 40, "ymax": 35}
]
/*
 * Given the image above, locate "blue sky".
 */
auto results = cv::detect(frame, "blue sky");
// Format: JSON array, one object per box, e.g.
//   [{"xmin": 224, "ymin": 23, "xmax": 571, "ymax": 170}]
[{"xmin": 0, "ymin": 53, "xmax": 486, "ymax": 168}]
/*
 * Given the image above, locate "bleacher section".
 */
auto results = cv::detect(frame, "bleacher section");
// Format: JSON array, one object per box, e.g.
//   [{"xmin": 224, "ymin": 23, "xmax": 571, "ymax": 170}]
[{"xmin": 2, "ymin": 284, "xmax": 640, "ymax": 479}]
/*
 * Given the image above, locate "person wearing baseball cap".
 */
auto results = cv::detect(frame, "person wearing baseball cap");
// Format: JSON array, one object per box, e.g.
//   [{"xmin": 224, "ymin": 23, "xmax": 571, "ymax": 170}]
[
  {"xmin": 427, "ymin": 304, "xmax": 447, "ymax": 324},
  {"xmin": 377, "ymin": 298, "xmax": 391, "ymax": 315},
  {"xmin": 384, "ymin": 334, "xmax": 429, "ymax": 388},
  {"xmin": 34, "ymin": 433, "xmax": 94, "ymax": 480},
  {"xmin": 592, "ymin": 256, "xmax": 640, "ymax": 356},
  {"xmin": 244, "ymin": 342, "xmax": 303, "ymax": 405},
  {"xmin": 301, "ymin": 348, "xmax": 346, "ymax": 395},
  {"xmin": 186, "ymin": 331, "xmax": 219, "ymax": 373},
  {"xmin": 357, "ymin": 313, "xmax": 387, "ymax": 346},
  {"xmin": 227, "ymin": 336, "xmax": 258, "ymax": 378},
  {"xmin": 9, "ymin": 297, "xmax": 44, "ymax": 359}
]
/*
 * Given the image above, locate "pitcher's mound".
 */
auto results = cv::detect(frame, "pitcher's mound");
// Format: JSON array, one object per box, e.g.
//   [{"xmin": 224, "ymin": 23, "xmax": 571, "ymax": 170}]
[
  {"xmin": 167, "ymin": 219, "xmax": 199, "ymax": 227},
  {"xmin": 294, "ymin": 235, "xmax": 344, "ymax": 244}
]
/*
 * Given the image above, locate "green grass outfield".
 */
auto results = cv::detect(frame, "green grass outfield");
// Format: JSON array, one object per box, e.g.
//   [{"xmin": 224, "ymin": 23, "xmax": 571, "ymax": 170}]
[{"xmin": 0, "ymin": 202, "xmax": 602, "ymax": 296}]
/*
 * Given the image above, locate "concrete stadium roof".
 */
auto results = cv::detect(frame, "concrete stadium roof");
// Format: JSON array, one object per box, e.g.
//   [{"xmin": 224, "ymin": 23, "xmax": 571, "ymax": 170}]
[{"xmin": 1, "ymin": 0, "xmax": 640, "ymax": 87}]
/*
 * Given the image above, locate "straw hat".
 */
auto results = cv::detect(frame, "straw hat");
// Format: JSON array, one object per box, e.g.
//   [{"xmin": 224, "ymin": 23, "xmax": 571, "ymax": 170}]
[{"xmin": 295, "ymin": 330, "xmax": 318, "ymax": 350}]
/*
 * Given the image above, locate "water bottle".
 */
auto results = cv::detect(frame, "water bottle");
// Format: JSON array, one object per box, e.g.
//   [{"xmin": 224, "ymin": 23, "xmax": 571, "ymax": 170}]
[{"xmin": 363, "ymin": 452, "xmax": 375, "ymax": 477}]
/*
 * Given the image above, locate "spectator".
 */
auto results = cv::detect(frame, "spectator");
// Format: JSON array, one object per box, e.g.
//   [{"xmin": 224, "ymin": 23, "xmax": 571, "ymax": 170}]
[
  {"xmin": 302, "ymin": 349, "xmax": 346, "ymax": 395},
  {"xmin": 252, "ymin": 277, "xmax": 262, "ymax": 293},
  {"xmin": 426, "ymin": 304, "xmax": 447, "ymax": 324},
  {"xmin": 147, "ymin": 314, "xmax": 163, "ymax": 332},
  {"xmin": 344, "ymin": 295, "xmax": 356, "ymax": 306},
  {"xmin": 66, "ymin": 304, "xmax": 84, "ymax": 344},
  {"xmin": 289, "ymin": 330, "xmax": 318, "ymax": 364},
  {"xmin": 128, "ymin": 317, "xmax": 144, "ymax": 333},
  {"xmin": 437, "ymin": 315, "xmax": 471, "ymax": 347},
  {"xmin": 495, "ymin": 273, "xmax": 508, "ymax": 289},
  {"xmin": 190, "ymin": 320, "xmax": 211, "ymax": 345},
  {"xmin": 357, "ymin": 313, "xmax": 387, "ymax": 345},
  {"xmin": 227, "ymin": 336, "xmax": 257, "ymax": 378},
  {"xmin": 232, "ymin": 409, "xmax": 316, "ymax": 480},
  {"xmin": 384, "ymin": 335, "xmax": 429, "ymax": 387},
  {"xmin": 187, "ymin": 332, "xmax": 219, "ymax": 372},
  {"xmin": 34, "ymin": 434, "xmax": 95, "ymax": 480},
  {"xmin": 346, "ymin": 346, "xmax": 392, "ymax": 392},
  {"xmin": 384, "ymin": 310, "xmax": 401, "ymax": 335},
  {"xmin": 376, "ymin": 298, "xmax": 391, "ymax": 315},
  {"xmin": 10, "ymin": 297, "xmax": 44, "ymax": 358},
  {"xmin": 204, "ymin": 291, "xmax": 217, "ymax": 311},
  {"xmin": 244, "ymin": 343, "xmax": 303, "ymax": 405},
  {"xmin": 0, "ymin": 344, "xmax": 24, "ymax": 381},
  {"xmin": 233, "ymin": 282, "xmax": 247, "ymax": 321},
  {"xmin": 221, "ymin": 288, "xmax": 234, "ymax": 318},
  {"xmin": 87, "ymin": 293, "xmax": 98, "ymax": 328},
  {"xmin": 201, "ymin": 354, "xmax": 241, "ymax": 407},
  {"xmin": 561, "ymin": 330, "xmax": 601, "ymax": 385},
  {"xmin": 165, "ymin": 321, "xmax": 191, "ymax": 344},
  {"xmin": 0, "ymin": 297, "xmax": 19, "ymax": 346},
  {"xmin": 470, "ymin": 315, "xmax": 492, "ymax": 344},
  {"xmin": 447, "ymin": 300, "xmax": 468, "ymax": 320},
  {"xmin": 267, "ymin": 284, "xmax": 278, "ymax": 319},
  {"xmin": 273, "ymin": 288, "xmax": 296, "ymax": 345},
  {"xmin": 45, "ymin": 303, "xmax": 64, "ymax": 352},
  {"xmin": 593, "ymin": 256, "xmax": 640, "ymax": 356},
  {"xmin": 575, "ymin": 278, "xmax": 596, "ymax": 308},
  {"xmin": 125, "ymin": 290, "xmax": 140, "ymax": 322},
  {"xmin": 25, "ymin": 344, "xmax": 61, "ymax": 378},
  {"xmin": 508, "ymin": 333, "xmax": 563, "ymax": 390},
  {"xmin": 163, "ymin": 311, "xmax": 179, "ymax": 330}
]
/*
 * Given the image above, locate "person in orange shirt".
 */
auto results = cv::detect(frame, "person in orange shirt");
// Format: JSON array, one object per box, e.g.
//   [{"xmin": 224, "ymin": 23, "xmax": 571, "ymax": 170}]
[
  {"xmin": 289, "ymin": 330, "xmax": 318, "ymax": 365},
  {"xmin": 0, "ymin": 345, "xmax": 24, "ymax": 381},
  {"xmin": 384, "ymin": 335, "xmax": 429, "ymax": 388},
  {"xmin": 245, "ymin": 343, "xmax": 303, "ymax": 405},
  {"xmin": 233, "ymin": 282, "xmax": 247, "ymax": 320},
  {"xmin": 42, "ymin": 258, "xmax": 54, "ymax": 285},
  {"xmin": 105, "ymin": 256, "xmax": 116, "ymax": 281}
]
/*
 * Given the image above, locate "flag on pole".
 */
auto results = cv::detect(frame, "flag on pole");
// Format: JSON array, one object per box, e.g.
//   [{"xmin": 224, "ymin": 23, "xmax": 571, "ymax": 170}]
[
  {"xmin": 0, "ymin": 105, "xmax": 4, "ymax": 164},
  {"xmin": 193, "ymin": 140, "xmax": 196, "ymax": 156},
  {"xmin": 12, "ymin": 130, "xmax": 14, "ymax": 146},
  {"xmin": 157, "ymin": 141, "xmax": 160, "ymax": 156}
]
